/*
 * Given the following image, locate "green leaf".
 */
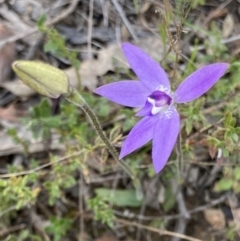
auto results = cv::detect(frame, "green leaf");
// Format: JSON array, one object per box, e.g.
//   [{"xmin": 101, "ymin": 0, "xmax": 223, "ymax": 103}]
[
  {"xmin": 186, "ymin": 119, "xmax": 193, "ymax": 134},
  {"xmin": 224, "ymin": 111, "xmax": 236, "ymax": 128},
  {"xmin": 235, "ymin": 127, "xmax": 240, "ymax": 134},
  {"xmin": 232, "ymin": 133, "xmax": 239, "ymax": 142},
  {"xmin": 234, "ymin": 167, "xmax": 240, "ymax": 180},
  {"xmin": 45, "ymin": 217, "xmax": 72, "ymax": 241},
  {"xmin": 37, "ymin": 14, "xmax": 47, "ymax": 30},
  {"xmin": 43, "ymin": 116, "xmax": 62, "ymax": 128},
  {"xmin": 95, "ymin": 188, "xmax": 142, "ymax": 207},
  {"xmin": 214, "ymin": 178, "xmax": 233, "ymax": 192},
  {"xmin": 0, "ymin": 179, "xmax": 7, "ymax": 187},
  {"xmin": 44, "ymin": 40, "xmax": 65, "ymax": 58},
  {"xmin": 223, "ymin": 148, "xmax": 229, "ymax": 157},
  {"xmin": 32, "ymin": 99, "xmax": 51, "ymax": 118},
  {"xmin": 233, "ymin": 181, "xmax": 240, "ymax": 193}
]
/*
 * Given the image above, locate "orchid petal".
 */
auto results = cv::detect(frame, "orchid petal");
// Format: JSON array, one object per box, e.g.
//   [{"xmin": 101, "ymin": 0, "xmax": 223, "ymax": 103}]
[
  {"xmin": 122, "ymin": 43, "xmax": 170, "ymax": 91},
  {"xmin": 152, "ymin": 107, "xmax": 180, "ymax": 173},
  {"xmin": 119, "ymin": 115, "xmax": 159, "ymax": 159},
  {"xmin": 94, "ymin": 80, "xmax": 150, "ymax": 107},
  {"xmin": 136, "ymin": 101, "xmax": 152, "ymax": 117},
  {"xmin": 174, "ymin": 63, "xmax": 229, "ymax": 103}
]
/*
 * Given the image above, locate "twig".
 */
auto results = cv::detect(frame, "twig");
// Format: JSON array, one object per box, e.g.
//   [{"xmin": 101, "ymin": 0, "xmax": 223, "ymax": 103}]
[
  {"xmin": 0, "ymin": 205, "xmax": 17, "ymax": 217},
  {"xmin": 0, "ymin": 0, "xmax": 80, "ymax": 48},
  {"xmin": 79, "ymin": 170, "xmax": 84, "ymax": 241},
  {"xmin": 114, "ymin": 192, "xmax": 229, "ymax": 221},
  {"xmin": 30, "ymin": 209, "xmax": 51, "ymax": 241},
  {"xmin": 25, "ymin": 34, "xmax": 44, "ymax": 60},
  {"xmin": 87, "ymin": 0, "xmax": 94, "ymax": 59},
  {"xmin": 176, "ymin": 134, "xmax": 183, "ymax": 175},
  {"xmin": 88, "ymin": 174, "xmax": 125, "ymax": 183},
  {"xmin": 0, "ymin": 224, "xmax": 26, "ymax": 237},
  {"xmin": 171, "ymin": 218, "xmax": 187, "ymax": 241},
  {"xmin": 116, "ymin": 218, "xmax": 204, "ymax": 241},
  {"xmin": 182, "ymin": 0, "xmax": 232, "ymax": 52},
  {"xmin": 188, "ymin": 193, "xmax": 229, "ymax": 215},
  {"xmin": 222, "ymin": 34, "xmax": 240, "ymax": 45},
  {"xmin": 111, "ymin": 0, "xmax": 138, "ymax": 41},
  {"xmin": 202, "ymin": 0, "xmax": 232, "ymax": 27},
  {"xmin": 170, "ymin": 160, "xmax": 240, "ymax": 167},
  {"xmin": 198, "ymin": 165, "xmax": 222, "ymax": 189},
  {"xmin": 172, "ymin": 180, "xmax": 190, "ymax": 219},
  {"xmin": 170, "ymin": 179, "xmax": 190, "ymax": 241},
  {"xmin": 0, "ymin": 151, "xmax": 83, "ymax": 178},
  {"xmin": 136, "ymin": 174, "xmax": 160, "ymax": 240},
  {"xmin": 100, "ymin": 0, "xmax": 109, "ymax": 27}
]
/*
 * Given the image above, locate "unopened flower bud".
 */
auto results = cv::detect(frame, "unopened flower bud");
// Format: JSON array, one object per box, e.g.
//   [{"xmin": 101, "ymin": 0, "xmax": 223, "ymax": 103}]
[{"xmin": 12, "ymin": 60, "xmax": 69, "ymax": 98}]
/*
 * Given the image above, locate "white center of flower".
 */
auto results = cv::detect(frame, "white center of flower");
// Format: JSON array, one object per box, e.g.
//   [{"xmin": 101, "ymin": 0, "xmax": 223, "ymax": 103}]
[{"xmin": 147, "ymin": 90, "xmax": 172, "ymax": 115}]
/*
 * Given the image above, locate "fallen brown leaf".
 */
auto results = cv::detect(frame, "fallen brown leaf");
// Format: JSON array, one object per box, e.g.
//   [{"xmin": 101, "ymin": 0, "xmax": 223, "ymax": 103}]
[
  {"xmin": 0, "ymin": 24, "xmax": 16, "ymax": 82},
  {"xmin": 0, "ymin": 105, "xmax": 26, "ymax": 122},
  {"xmin": 66, "ymin": 43, "xmax": 127, "ymax": 90},
  {"xmin": 231, "ymin": 208, "xmax": 240, "ymax": 235},
  {"xmin": 222, "ymin": 14, "xmax": 234, "ymax": 38},
  {"xmin": 0, "ymin": 5, "xmax": 40, "ymax": 45},
  {"xmin": 1, "ymin": 79, "xmax": 36, "ymax": 98},
  {"xmin": 203, "ymin": 208, "xmax": 226, "ymax": 230},
  {"xmin": 66, "ymin": 37, "xmax": 164, "ymax": 90},
  {"xmin": 0, "ymin": 124, "xmax": 65, "ymax": 156},
  {"xmin": 95, "ymin": 234, "xmax": 118, "ymax": 241}
]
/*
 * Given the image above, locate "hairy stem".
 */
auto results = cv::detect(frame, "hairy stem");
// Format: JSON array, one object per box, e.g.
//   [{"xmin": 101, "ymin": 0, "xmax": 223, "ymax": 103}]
[{"xmin": 65, "ymin": 87, "xmax": 142, "ymax": 198}]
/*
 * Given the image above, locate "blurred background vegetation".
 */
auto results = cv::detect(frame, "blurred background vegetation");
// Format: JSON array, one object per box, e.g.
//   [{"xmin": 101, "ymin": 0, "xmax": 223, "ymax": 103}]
[{"xmin": 0, "ymin": 0, "xmax": 240, "ymax": 240}]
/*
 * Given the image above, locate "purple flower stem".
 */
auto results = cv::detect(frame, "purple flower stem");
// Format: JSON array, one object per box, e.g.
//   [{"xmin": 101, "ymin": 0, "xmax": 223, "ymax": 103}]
[{"xmin": 65, "ymin": 87, "xmax": 142, "ymax": 197}]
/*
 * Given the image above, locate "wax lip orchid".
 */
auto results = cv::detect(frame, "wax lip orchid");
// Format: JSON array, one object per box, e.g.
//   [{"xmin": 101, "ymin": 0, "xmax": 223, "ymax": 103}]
[{"xmin": 94, "ymin": 43, "xmax": 229, "ymax": 173}]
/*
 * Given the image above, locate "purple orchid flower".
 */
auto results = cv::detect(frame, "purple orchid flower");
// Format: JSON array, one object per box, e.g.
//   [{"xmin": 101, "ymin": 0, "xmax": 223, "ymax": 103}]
[{"xmin": 94, "ymin": 43, "xmax": 229, "ymax": 173}]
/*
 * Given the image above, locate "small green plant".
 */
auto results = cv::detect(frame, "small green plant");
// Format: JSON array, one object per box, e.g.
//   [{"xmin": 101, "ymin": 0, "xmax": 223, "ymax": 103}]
[
  {"xmin": 7, "ymin": 128, "xmax": 29, "ymax": 154},
  {"xmin": 43, "ymin": 154, "xmax": 82, "ymax": 205},
  {"xmin": 204, "ymin": 22, "xmax": 228, "ymax": 61},
  {"xmin": 214, "ymin": 166, "xmax": 240, "ymax": 192},
  {"xmin": 5, "ymin": 230, "xmax": 43, "ymax": 241},
  {"xmin": 188, "ymin": 0, "xmax": 205, "ymax": 8},
  {"xmin": 88, "ymin": 196, "xmax": 115, "ymax": 228},
  {"xmin": 37, "ymin": 14, "xmax": 81, "ymax": 86},
  {"xmin": 226, "ymin": 224, "xmax": 238, "ymax": 241},
  {"xmin": 45, "ymin": 217, "xmax": 73, "ymax": 241},
  {"xmin": 25, "ymin": 99, "xmax": 61, "ymax": 140},
  {"xmin": 180, "ymin": 98, "xmax": 206, "ymax": 135},
  {"xmin": 0, "ymin": 175, "xmax": 40, "ymax": 211}
]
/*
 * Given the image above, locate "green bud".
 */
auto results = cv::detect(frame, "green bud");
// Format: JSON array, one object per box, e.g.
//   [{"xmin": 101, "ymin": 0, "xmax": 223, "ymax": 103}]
[{"xmin": 12, "ymin": 60, "xmax": 69, "ymax": 98}]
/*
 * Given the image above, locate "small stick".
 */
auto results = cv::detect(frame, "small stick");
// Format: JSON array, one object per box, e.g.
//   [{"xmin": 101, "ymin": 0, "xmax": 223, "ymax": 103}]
[
  {"xmin": 111, "ymin": 0, "xmax": 138, "ymax": 41},
  {"xmin": 170, "ymin": 179, "xmax": 190, "ymax": 241},
  {"xmin": 0, "ymin": 0, "xmax": 80, "ymax": 48},
  {"xmin": 79, "ymin": 170, "xmax": 84, "ymax": 241},
  {"xmin": 116, "ymin": 218, "xmax": 204, "ymax": 241},
  {"xmin": 87, "ymin": 0, "xmax": 94, "ymax": 59},
  {"xmin": 0, "ymin": 151, "xmax": 83, "ymax": 178},
  {"xmin": 114, "ymin": 193, "xmax": 229, "ymax": 221},
  {"xmin": 0, "ymin": 224, "xmax": 26, "ymax": 237}
]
